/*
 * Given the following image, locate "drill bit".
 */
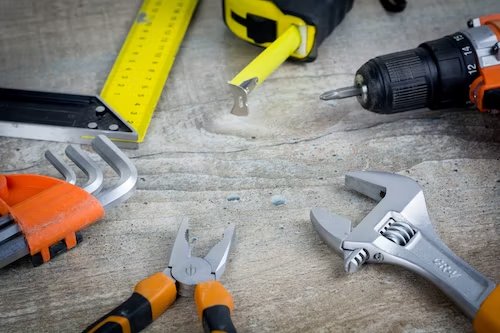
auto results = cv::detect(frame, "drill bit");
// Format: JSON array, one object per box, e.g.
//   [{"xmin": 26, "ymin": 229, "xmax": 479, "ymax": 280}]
[{"xmin": 320, "ymin": 86, "xmax": 362, "ymax": 101}]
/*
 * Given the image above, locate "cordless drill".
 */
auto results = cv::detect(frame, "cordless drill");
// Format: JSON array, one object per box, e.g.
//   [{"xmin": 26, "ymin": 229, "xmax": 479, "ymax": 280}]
[{"xmin": 321, "ymin": 14, "xmax": 500, "ymax": 114}]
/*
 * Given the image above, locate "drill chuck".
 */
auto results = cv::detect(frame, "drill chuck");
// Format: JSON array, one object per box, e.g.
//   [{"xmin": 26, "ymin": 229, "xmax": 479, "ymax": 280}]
[{"xmin": 355, "ymin": 32, "xmax": 479, "ymax": 113}]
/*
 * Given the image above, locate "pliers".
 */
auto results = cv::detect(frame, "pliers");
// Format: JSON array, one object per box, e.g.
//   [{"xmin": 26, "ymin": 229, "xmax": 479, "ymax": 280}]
[
  {"xmin": 310, "ymin": 171, "xmax": 500, "ymax": 332},
  {"xmin": 84, "ymin": 218, "xmax": 237, "ymax": 333}
]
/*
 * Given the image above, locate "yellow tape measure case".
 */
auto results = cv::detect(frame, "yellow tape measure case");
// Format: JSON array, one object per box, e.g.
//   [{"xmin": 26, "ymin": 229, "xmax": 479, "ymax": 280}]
[{"xmin": 223, "ymin": 0, "xmax": 354, "ymax": 61}]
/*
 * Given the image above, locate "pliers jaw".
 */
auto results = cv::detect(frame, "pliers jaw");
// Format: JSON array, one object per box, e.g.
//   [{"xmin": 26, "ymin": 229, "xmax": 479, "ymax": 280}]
[{"xmin": 164, "ymin": 217, "xmax": 236, "ymax": 297}]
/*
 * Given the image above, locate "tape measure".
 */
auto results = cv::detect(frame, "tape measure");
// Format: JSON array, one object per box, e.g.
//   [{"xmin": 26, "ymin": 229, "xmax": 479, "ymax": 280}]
[
  {"xmin": 0, "ymin": 0, "xmax": 198, "ymax": 147},
  {"xmin": 102, "ymin": 0, "xmax": 198, "ymax": 142}
]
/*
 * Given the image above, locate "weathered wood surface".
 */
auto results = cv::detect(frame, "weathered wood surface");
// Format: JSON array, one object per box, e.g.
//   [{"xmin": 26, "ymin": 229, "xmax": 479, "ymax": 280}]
[{"xmin": 0, "ymin": 0, "xmax": 499, "ymax": 332}]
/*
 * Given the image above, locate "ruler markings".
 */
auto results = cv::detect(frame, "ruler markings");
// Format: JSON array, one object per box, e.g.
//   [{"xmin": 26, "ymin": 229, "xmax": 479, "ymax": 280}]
[{"xmin": 101, "ymin": 0, "xmax": 197, "ymax": 142}]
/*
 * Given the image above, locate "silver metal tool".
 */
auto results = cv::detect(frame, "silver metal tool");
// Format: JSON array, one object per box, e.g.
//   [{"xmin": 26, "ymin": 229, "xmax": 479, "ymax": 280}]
[
  {"xmin": 165, "ymin": 217, "xmax": 236, "ymax": 297},
  {"xmin": 0, "ymin": 135, "xmax": 138, "ymax": 269},
  {"xmin": 310, "ymin": 171, "xmax": 496, "ymax": 319}
]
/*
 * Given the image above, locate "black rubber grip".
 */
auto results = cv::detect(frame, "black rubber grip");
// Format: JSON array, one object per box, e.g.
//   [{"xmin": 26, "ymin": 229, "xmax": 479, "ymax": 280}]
[
  {"xmin": 83, "ymin": 293, "xmax": 153, "ymax": 333},
  {"xmin": 202, "ymin": 305, "xmax": 237, "ymax": 333}
]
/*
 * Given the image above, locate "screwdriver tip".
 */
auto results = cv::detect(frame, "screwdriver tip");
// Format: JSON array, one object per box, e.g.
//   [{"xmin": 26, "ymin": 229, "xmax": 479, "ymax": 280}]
[
  {"xmin": 319, "ymin": 91, "xmax": 335, "ymax": 100},
  {"xmin": 320, "ymin": 86, "xmax": 362, "ymax": 101}
]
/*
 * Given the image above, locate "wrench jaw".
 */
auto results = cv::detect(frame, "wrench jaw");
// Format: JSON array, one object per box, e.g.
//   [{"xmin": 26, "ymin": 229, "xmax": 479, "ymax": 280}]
[{"xmin": 310, "ymin": 207, "xmax": 352, "ymax": 257}]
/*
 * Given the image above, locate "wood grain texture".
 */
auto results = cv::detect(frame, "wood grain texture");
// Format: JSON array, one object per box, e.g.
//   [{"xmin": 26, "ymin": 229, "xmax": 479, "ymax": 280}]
[{"xmin": 0, "ymin": 0, "xmax": 499, "ymax": 332}]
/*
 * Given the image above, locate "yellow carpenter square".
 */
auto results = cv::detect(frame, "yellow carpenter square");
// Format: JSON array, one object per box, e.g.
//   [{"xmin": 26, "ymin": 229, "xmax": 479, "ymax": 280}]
[{"xmin": 101, "ymin": 0, "xmax": 198, "ymax": 143}]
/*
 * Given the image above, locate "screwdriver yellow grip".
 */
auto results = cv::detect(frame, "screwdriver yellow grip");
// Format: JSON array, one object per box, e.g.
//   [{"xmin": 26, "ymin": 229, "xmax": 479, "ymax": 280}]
[
  {"xmin": 473, "ymin": 285, "xmax": 500, "ymax": 332},
  {"xmin": 229, "ymin": 24, "xmax": 301, "ymax": 88},
  {"xmin": 84, "ymin": 272, "xmax": 177, "ymax": 333}
]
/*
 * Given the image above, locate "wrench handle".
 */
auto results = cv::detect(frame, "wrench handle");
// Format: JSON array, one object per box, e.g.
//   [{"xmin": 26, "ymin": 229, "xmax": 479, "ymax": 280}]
[{"xmin": 392, "ymin": 233, "xmax": 496, "ymax": 319}]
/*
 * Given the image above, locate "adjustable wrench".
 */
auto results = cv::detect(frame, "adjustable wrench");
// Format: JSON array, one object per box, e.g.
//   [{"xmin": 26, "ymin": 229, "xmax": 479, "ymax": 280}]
[{"xmin": 310, "ymin": 171, "xmax": 500, "ymax": 332}]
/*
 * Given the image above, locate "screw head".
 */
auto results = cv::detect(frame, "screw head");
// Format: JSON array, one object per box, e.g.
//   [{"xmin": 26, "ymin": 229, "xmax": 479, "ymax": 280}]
[
  {"xmin": 87, "ymin": 122, "xmax": 98, "ymax": 129},
  {"xmin": 95, "ymin": 106, "xmax": 105, "ymax": 113},
  {"xmin": 108, "ymin": 124, "xmax": 119, "ymax": 131},
  {"xmin": 374, "ymin": 253, "xmax": 384, "ymax": 262}
]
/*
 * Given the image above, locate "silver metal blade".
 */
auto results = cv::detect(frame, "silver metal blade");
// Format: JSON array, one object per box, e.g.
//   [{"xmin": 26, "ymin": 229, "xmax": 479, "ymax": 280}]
[
  {"xmin": 310, "ymin": 207, "xmax": 351, "ymax": 256},
  {"xmin": 65, "ymin": 144, "xmax": 104, "ymax": 195},
  {"xmin": 167, "ymin": 217, "xmax": 191, "ymax": 273},
  {"xmin": 92, "ymin": 135, "xmax": 138, "ymax": 210},
  {"xmin": 45, "ymin": 149, "xmax": 76, "ymax": 185},
  {"xmin": 320, "ymin": 86, "xmax": 361, "ymax": 101},
  {"xmin": 203, "ymin": 224, "xmax": 236, "ymax": 280}
]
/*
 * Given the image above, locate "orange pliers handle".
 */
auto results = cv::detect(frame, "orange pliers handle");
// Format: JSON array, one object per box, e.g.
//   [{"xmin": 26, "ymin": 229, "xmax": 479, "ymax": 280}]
[{"xmin": 84, "ymin": 274, "xmax": 236, "ymax": 333}]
